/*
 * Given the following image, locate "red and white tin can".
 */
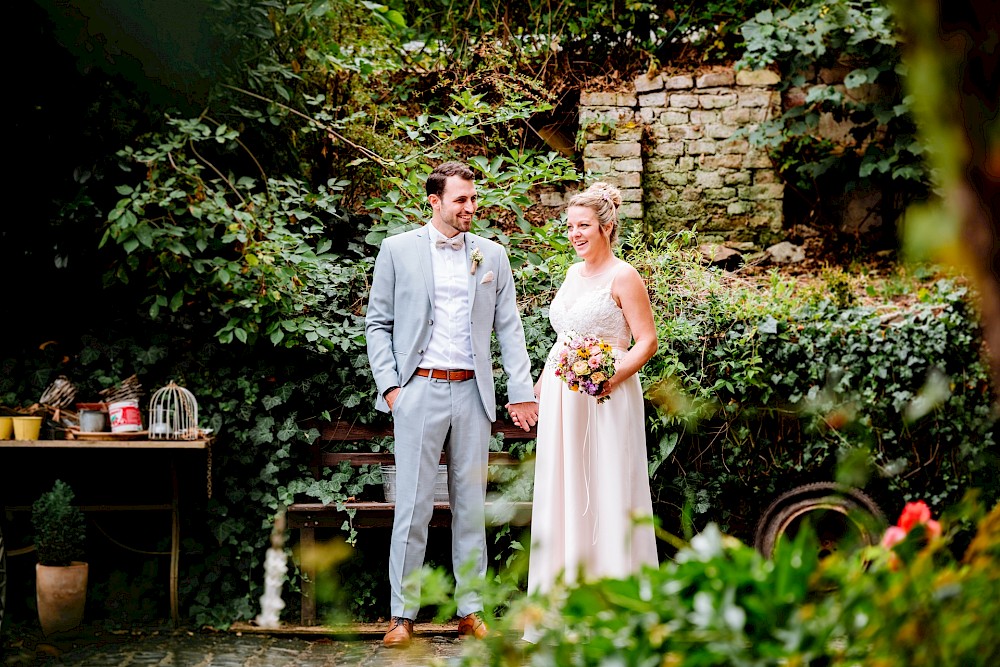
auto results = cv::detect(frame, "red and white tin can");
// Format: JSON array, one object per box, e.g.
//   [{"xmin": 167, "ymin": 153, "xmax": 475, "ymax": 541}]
[{"xmin": 108, "ymin": 400, "xmax": 142, "ymax": 432}]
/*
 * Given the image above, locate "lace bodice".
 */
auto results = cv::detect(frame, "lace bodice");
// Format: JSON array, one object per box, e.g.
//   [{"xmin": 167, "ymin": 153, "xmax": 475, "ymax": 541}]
[{"xmin": 549, "ymin": 261, "xmax": 632, "ymax": 350}]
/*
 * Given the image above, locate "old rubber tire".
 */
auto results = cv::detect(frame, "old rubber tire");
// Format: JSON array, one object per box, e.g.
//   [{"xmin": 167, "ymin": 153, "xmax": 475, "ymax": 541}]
[{"xmin": 754, "ymin": 482, "xmax": 887, "ymax": 558}]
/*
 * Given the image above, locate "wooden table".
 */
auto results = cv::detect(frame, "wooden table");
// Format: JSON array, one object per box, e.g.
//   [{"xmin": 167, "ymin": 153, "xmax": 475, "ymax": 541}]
[{"xmin": 0, "ymin": 438, "xmax": 211, "ymax": 625}]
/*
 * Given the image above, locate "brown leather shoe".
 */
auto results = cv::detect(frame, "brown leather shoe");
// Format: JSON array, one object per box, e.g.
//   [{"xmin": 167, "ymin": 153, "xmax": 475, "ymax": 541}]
[
  {"xmin": 457, "ymin": 612, "xmax": 489, "ymax": 639},
  {"xmin": 383, "ymin": 616, "xmax": 414, "ymax": 648}
]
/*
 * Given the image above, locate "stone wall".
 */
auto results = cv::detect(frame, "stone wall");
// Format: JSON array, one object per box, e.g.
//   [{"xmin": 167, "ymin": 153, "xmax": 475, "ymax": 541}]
[{"xmin": 578, "ymin": 67, "xmax": 783, "ymax": 243}]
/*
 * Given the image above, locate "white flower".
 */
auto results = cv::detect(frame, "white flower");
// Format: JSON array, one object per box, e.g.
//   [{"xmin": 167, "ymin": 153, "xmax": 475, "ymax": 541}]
[
  {"xmin": 676, "ymin": 523, "xmax": 724, "ymax": 563},
  {"xmin": 470, "ymin": 248, "xmax": 484, "ymax": 274}
]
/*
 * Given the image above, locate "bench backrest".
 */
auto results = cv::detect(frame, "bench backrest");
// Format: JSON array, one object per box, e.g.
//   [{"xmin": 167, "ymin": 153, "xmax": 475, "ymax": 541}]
[{"xmin": 307, "ymin": 419, "xmax": 536, "ymax": 470}]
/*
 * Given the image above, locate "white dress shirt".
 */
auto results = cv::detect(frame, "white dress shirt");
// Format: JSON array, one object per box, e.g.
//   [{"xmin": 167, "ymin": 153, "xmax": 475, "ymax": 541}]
[{"xmin": 420, "ymin": 227, "xmax": 475, "ymax": 371}]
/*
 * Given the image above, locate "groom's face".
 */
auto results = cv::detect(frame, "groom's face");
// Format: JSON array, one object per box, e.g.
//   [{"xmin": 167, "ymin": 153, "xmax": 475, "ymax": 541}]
[{"xmin": 430, "ymin": 175, "xmax": 478, "ymax": 236}]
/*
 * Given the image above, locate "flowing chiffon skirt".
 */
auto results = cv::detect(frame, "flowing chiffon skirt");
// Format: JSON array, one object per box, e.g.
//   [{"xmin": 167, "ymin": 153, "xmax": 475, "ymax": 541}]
[{"xmin": 523, "ymin": 349, "xmax": 658, "ymax": 641}]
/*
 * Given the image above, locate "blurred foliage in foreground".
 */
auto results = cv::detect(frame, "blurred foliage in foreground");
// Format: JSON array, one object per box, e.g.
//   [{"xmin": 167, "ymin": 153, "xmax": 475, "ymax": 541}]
[{"xmin": 447, "ymin": 493, "xmax": 1000, "ymax": 666}]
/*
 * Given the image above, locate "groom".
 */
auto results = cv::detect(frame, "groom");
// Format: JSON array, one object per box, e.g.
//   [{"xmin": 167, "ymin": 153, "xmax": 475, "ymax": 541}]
[{"xmin": 365, "ymin": 161, "xmax": 538, "ymax": 648}]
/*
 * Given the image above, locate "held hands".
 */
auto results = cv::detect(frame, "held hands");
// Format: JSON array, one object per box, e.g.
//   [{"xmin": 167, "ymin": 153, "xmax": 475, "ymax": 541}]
[{"xmin": 507, "ymin": 401, "xmax": 538, "ymax": 432}]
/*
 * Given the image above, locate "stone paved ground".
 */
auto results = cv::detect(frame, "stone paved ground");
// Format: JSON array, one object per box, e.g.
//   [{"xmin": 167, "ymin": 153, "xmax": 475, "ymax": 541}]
[{"xmin": 3, "ymin": 627, "xmax": 482, "ymax": 666}]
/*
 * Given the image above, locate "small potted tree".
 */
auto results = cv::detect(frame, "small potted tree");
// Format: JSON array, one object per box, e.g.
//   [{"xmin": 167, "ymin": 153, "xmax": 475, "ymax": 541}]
[{"xmin": 31, "ymin": 480, "xmax": 88, "ymax": 635}]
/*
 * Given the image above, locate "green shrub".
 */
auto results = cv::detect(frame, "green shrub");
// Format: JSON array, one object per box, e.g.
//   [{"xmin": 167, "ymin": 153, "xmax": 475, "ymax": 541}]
[
  {"xmin": 617, "ymin": 233, "xmax": 997, "ymax": 541},
  {"xmin": 32, "ymin": 480, "xmax": 86, "ymax": 567},
  {"xmin": 455, "ymin": 497, "xmax": 1000, "ymax": 666},
  {"xmin": 854, "ymin": 497, "xmax": 1000, "ymax": 666}
]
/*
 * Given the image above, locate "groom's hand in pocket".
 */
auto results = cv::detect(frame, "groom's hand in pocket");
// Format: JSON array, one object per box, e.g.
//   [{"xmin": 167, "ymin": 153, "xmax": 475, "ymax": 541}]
[
  {"xmin": 385, "ymin": 387, "xmax": 400, "ymax": 411},
  {"xmin": 506, "ymin": 401, "xmax": 538, "ymax": 432}
]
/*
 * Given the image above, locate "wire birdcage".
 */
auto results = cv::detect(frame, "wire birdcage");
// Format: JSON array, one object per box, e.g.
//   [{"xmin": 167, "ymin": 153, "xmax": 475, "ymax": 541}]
[{"xmin": 147, "ymin": 382, "xmax": 199, "ymax": 440}]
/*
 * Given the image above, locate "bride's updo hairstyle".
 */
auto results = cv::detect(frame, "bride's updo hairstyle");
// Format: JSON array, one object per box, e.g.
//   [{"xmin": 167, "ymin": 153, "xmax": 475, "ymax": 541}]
[{"xmin": 567, "ymin": 181, "xmax": 623, "ymax": 244}]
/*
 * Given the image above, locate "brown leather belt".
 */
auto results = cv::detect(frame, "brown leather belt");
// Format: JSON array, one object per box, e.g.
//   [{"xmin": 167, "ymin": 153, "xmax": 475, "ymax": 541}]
[{"xmin": 415, "ymin": 368, "xmax": 475, "ymax": 382}]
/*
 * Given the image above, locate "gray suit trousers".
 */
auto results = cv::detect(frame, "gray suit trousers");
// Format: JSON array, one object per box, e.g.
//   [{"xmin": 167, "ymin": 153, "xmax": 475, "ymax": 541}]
[{"xmin": 389, "ymin": 373, "xmax": 490, "ymax": 618}]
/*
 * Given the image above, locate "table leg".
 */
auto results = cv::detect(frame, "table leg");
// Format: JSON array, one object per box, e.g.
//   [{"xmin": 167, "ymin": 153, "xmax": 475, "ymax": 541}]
[
  {"xmin": 300, "ymin": 526, "xmax": 316, "ymax": 626},
  {"xmin": 170, "ymin": 459, "xmax": 180, "ymax": 626}
]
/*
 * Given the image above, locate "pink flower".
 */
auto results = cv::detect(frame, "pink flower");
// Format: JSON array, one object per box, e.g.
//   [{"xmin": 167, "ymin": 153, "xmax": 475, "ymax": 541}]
[
  {"xmin": 880, "ymin": 526, "xmax": 907, "ymax": 549},
  {"xmin": 554, "ymin": 334, "xmax": 617, "ymax": 403}
]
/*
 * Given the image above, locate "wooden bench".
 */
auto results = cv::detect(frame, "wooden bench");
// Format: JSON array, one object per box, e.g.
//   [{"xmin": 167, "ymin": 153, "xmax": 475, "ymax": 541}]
[{"xmin": 287, "ymin": 418, "xmax": 536, "ymax": 626}]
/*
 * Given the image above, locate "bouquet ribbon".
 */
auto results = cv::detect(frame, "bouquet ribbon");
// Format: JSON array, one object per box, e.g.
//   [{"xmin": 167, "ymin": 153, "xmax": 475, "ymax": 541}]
[{"xmin": 579, "ymin": 360, "xmax": 635, "ymax": 548}]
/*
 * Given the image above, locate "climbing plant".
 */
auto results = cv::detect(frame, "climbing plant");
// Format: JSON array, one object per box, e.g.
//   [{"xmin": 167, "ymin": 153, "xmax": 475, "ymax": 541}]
[{"xmin": 738, "ymin": 0, "xmax": 929, "ymax": 231}]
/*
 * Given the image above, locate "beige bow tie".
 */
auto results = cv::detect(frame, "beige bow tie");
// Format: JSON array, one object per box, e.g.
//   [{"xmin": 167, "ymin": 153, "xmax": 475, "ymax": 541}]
[{"xmin": 435, "ymin": 235, "xmax": 464, "ymax": 250}]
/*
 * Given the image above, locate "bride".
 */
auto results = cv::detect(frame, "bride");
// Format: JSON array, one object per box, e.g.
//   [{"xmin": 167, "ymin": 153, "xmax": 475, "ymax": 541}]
[{"xmin": 521, "ymin": 182, "xmax": 659, "ymax": 642}]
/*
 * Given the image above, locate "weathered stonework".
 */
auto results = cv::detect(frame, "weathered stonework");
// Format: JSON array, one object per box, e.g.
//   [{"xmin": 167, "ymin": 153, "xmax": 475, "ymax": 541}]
[{"xmin": 578, "ymin": 66, "xmax": 783, "ymax": 241}]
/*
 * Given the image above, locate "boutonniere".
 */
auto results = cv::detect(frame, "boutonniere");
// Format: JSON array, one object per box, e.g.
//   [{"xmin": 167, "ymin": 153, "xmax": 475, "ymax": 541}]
[{"xmin": 470, "ymin": 248, "xmax": 484, "ymax": 275}]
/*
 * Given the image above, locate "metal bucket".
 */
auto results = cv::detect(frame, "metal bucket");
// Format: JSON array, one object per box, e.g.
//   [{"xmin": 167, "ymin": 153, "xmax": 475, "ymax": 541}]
[{"xmin": 380, "ymin": 464, "xmax": 450, "ymax": 503}]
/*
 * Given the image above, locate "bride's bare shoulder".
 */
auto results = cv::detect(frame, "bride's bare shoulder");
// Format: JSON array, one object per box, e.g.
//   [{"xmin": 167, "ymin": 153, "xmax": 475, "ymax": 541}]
[{"xmin": 612, "ymin": 259, "xmax": 642, "ymax": 281}]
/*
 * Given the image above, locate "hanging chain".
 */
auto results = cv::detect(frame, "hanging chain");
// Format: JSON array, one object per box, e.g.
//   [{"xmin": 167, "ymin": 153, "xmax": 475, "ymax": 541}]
[{"xmin": 206, "ymin": 440, "xmax": 213, "ymax": 499}]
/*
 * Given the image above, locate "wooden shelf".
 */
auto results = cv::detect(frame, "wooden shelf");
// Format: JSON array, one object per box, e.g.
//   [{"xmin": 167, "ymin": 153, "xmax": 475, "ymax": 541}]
[{"xmin": 0, "ymin": 439, "xmax": 209, "ymax": 449}]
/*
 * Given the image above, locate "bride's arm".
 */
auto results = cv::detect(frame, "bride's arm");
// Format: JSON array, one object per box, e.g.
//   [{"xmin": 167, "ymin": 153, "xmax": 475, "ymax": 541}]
[{"xmin": 597, "ymin": 265, "xmax": 658, "ymax": 398}]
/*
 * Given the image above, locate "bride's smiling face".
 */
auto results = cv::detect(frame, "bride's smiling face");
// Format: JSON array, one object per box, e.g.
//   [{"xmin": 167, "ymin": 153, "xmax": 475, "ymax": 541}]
[{"xmin": 566, "ymin": 205, "xmax": 609, "ymax": 259}]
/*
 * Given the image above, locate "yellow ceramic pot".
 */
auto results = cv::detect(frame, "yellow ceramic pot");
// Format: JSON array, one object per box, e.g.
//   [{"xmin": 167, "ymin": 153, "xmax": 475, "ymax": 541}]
[
  {"xmin": 0, "ymin": 415, "xmax": 12, "ymax": 439},
  {"xmin": 12, "ymin": 416, "xmax": 43, "ymax": 440}
]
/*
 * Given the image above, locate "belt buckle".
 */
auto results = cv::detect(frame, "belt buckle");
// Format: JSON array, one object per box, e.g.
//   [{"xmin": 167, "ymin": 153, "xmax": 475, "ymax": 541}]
[{"xmin": 446, "ymin": 369, "xmax": 458, "ymax": 381}]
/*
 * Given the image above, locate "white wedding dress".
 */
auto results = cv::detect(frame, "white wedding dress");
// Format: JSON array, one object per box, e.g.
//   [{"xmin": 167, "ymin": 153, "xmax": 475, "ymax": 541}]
[{"xmin": 524, "ymin": 260, "xmax": 658, "ymax": 640}]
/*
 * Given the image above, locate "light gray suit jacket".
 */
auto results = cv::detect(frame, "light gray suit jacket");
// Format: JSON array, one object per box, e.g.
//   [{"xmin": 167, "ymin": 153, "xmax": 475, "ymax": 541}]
[{"xmin": 365, "ymin": 226, "xmax": 535, "ymax": 420}]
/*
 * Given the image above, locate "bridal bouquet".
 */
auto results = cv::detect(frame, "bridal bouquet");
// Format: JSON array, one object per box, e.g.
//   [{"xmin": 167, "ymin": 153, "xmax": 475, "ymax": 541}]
[{"xmin": 553, "ymin": 333, "xmax": 616, "ymax": 404}]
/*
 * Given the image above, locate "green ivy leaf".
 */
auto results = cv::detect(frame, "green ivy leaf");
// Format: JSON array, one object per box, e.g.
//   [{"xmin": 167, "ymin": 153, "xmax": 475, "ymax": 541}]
[
  {"xmin": 385, "ymin": 9, "xmax": 406, "ymax": 28},
  {"xmin": 170, "ymin": 290, "xmax": 184, "ymax": 312}
]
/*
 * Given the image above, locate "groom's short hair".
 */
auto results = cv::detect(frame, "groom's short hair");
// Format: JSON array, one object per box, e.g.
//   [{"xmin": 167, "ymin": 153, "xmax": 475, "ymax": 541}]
[{"xmin": 426, "ymin": 161, "xmax": 475, "ymax": 197}]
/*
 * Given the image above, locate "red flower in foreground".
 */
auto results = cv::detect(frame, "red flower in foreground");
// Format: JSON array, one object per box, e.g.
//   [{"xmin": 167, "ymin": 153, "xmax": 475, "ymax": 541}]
[
  {"xmin": 898, "ymin": 501, "xmax": 930, "ymax": 532},
  {"xmin": 881, "ymin": 500, "xmax": 941, "ymax": 552}
]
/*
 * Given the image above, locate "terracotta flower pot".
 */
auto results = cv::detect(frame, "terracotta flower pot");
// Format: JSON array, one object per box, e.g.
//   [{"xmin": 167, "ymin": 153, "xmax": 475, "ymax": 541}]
[{"xmin": 35, "ymin": 561, "xmax": 88, "ymax": 635}]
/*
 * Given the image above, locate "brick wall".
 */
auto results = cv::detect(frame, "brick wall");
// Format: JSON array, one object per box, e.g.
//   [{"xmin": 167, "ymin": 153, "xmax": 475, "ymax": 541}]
[{"xmin": 578, "ymin": 67, "xmax": 783, "ymax": 243}]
